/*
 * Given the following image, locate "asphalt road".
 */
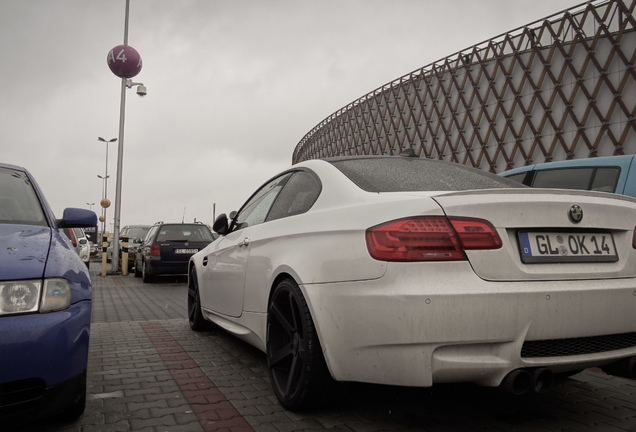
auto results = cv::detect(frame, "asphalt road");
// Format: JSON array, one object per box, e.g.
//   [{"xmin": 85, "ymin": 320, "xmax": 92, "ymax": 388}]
[{"xmin": 16, "ymin": 263, "xmax": 636, "ymax": 432}]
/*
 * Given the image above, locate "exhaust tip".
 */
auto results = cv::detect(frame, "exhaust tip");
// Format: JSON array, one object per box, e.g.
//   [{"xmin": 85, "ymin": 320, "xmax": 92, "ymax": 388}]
[
  {"xmin": 500, "ymin": 369, "xmax": 533, "ymax": 395},
  {"xmin": 532, "ymin": 368, "xmax": 554, "ymax": 394},
  {"xmin": 602, "ymin": 357, "xmax": 636, "ymax": 379}
]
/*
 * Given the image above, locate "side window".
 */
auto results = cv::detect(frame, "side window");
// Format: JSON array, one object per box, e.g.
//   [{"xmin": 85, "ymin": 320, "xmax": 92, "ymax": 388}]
[
  {"xmin": 73, "ymin": 228, "xmax": 84, "ymax": 239},
  {"xmin": 591, "ymin": 167, "xmax": 620, "ymax": 193},
  {"xmin": 532, "ymin": 168, "xmax": 594, "ymax": 190},
  {"xmin": 233, "ymin": 173, "xmax": 293, "ymax": 231},
  {"xmin": 503, "ymin": 173, "xmax": 528, "ymax": 184},
  {"xmin": 266, "ymin": 170, "xmax": 321, "ymax": 222},
  {"xmin": 145, "ymin": 226, "xmax": 158, "ymax": 243}
]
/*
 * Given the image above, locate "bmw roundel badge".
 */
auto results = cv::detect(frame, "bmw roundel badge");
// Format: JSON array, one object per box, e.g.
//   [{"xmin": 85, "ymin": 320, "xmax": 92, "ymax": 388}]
[{"xmin": 568, "ymin": 204, "xmax": 583, "ymax": 224}]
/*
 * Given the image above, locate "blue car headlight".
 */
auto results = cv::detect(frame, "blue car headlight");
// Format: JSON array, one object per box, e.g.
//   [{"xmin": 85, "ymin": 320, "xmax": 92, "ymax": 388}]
[
  {"xmin": 0, "ymin": 279, "xmax": 71, "ymax": 315},
  {"xmin": 40, "ymin": 279, "xmax": 72, "ymax": 312},
  {"xmin": 0, "ymin": 281, "xmax": 40, "ymax": 314}
]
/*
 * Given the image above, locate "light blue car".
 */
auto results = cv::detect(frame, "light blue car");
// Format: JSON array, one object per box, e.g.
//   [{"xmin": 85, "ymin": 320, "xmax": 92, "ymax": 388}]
[
  {"xmin": 499, "ymin": 155, "xmax": 636, "ymax": 198},
  {"xmin": 0, "ymin": 162, "xmax": 96, "ymax": 426}
]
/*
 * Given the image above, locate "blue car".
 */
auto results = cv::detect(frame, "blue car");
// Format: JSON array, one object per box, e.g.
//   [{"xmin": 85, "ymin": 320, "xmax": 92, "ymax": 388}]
[
  {"xmin": 0, "ymin": 162, "xmax": 97, "ymax": 425},
  {"xmin": 499, "ymin": 155, "xmax": 636, "ymax": 198}
]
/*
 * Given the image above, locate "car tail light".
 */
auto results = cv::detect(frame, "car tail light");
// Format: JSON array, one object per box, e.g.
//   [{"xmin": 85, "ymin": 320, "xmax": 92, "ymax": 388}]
[
  {"xmin": 633, "ymin": 229, "xmax": 636, "ymax": 249},
  {"xmin": 365, "ymin": 216, "xmax": 502, "ymax": 262},
  {"xmin": 149, "ymin": 244, "xmax": 161, "ymax": 257},
  {"xmin": 68, "ymin": 228, "xmax": 77, "ymax": 247}
]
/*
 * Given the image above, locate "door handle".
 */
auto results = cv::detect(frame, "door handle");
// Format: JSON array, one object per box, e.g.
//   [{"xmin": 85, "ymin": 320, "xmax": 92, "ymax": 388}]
[
  {"xmin": 202, "ymin": 256, "xmax": 208, "ymax": 266},
  {"xmin": 238, "ymin": 238, "xmax": 250, "ymax": 247}
]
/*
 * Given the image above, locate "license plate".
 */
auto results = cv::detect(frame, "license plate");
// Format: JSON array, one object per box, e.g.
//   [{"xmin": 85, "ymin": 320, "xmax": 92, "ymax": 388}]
[
  {"xmin": 518, "ymin": 231, "xmax": 618, "ymax": 263},
  {"xmin": 175, "ymin": 248, "xmax": 198, "ymax": 254}
]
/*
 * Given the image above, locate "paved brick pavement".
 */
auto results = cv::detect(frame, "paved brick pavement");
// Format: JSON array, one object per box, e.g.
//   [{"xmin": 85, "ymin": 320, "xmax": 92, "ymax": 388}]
[{"xmin": 13, "ymin": 262, "xmax": 636, "ymax": 432}]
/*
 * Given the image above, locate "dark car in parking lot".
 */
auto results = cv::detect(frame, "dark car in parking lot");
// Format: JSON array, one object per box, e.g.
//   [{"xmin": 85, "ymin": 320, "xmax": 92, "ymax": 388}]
[
  {"xmin": 0, "ymin": 162, "xmax": 97, "ymax": 425},
  {"xmin": 135, "ymin": 222, "xmax": 216, "ymax": 282},
  {"xmin": 110, "ymin": 224, "xmax": 151, "ymax": 270}
]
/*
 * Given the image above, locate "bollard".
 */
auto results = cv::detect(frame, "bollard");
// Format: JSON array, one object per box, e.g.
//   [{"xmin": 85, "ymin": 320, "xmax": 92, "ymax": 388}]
[
  {"xmin": 101, "ymin": 234, "xmax": 108, "ymax": 276},
  {"xmin": 122, "ymin": 234, "xmax": 129, "ymax": 276}
]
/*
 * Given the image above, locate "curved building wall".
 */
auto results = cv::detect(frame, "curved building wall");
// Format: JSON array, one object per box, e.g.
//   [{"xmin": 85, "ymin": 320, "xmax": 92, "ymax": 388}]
[{"xmin": 293, "ymin": 0, "xmax": 636, "ymax": 173}]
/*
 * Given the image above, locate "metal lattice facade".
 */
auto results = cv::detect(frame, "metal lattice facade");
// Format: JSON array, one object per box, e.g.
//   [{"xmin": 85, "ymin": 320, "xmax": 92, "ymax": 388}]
[{"xmin": 293, "ymin": 0, "xmax": 636, "ymax": 173}]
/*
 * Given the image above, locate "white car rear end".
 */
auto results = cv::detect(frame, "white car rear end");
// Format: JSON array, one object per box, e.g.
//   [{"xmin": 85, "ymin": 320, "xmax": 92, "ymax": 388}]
[{"xmin": 306, "ymin": 187, "xmax": 636, "ymax": 392}]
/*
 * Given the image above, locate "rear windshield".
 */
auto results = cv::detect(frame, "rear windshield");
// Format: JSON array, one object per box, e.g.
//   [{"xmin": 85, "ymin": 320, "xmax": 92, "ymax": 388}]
[
  {"xmin": 128, "ymin": 227, "xmax": 150, "ymax": 239},
  {"xmin": 156, "ymin": 224, "xmax": 214, "ymax": 242},
  {"xmin": 326, "ymin": 156, "xmax": 522, "ymax": 193},
  {"xmin": 0, "ymin": 167, "xmax": 47, "ymax": 226}
]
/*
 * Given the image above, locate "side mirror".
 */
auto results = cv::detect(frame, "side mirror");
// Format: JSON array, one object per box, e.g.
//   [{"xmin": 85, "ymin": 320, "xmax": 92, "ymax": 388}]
[
  {"xmin": 57, "ymin": 208, "xmax": 97, "ymax": 228},
  {"xmin": 212, "ymin": 213, "xmax": 229, "ymax": 235}
]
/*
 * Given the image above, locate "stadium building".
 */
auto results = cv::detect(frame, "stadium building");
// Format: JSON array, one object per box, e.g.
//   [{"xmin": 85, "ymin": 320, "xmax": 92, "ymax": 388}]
[{"xmin": 293, "ymin": 0, "xmax": 635, "ymax": 173}]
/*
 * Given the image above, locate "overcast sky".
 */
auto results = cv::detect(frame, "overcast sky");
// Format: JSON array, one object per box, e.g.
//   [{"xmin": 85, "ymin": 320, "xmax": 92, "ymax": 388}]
[{"xmin": 0, "ymin": 0, "xmax": 583, "ymax": 230}]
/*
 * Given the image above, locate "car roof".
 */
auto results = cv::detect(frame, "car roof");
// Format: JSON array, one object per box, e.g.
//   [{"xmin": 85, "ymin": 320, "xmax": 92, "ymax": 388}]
[
  {"xmin": 316, "ymin": 155, "xmax": 521, "ymax": 193},
  {"xmin": 0, "ymin": 162, "xmax": 27, "ymax": 171}
]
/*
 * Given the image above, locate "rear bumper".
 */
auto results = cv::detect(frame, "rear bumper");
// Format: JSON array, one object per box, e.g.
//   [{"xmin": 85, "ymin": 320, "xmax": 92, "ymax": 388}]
[
  {"xmin": 145, "ymin": 257, "xmax": 189, "ymax": 276},
  {"xmin": 303, "ymin": 261, "xmax": 636, "ymax": 388}
]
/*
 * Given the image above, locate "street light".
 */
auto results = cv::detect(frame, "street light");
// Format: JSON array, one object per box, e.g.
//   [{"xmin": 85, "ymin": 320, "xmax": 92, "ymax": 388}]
[
  {"xmin": 97, "ymin": 137, "xmax": 116, "ymax": 237},
  {"xmin": 107, "ymin": 0, "xmax": 147, "ymax": 273},
  {"xmin": 97, "ymin": 174, "xmax": 110, "ymax": 235},
  {"xmin": 86, "ymin": 202, "xmax": 95, "ymax": 210},
  {"xmin": 97, "ymin": 175, "xmax": 110, "ymax": 197}
]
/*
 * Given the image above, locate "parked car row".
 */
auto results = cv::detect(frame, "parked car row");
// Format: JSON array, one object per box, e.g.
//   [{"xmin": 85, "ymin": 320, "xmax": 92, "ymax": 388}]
[
  {"xmin": 186, "ymin": 154, "xmax": 636, "ymax": 410},
  {"xmin": 59, "ymin": 227, "xmax": 91, "ymax": 267},
  {"xmin": 0, "ymin": 162, "xmax": 97, "ymax": 426},
  {"xmin": 5, "ymin": 153, "xmax": 636, "ymax": 423}
]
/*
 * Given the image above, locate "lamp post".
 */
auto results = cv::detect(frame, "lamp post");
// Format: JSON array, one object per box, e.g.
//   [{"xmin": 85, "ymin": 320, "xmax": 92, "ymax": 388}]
[
  {"xmin": 106, "ymin": 0, "xmax": 145, "ymax": 272},
  {"xmin": 97, "ymin": 174, "xmax": 109, "ymax": 234},
  {"xmin": 97, "ymin": 175, "xmax": 110, "ymax": 198},
  {"xmin": 97, "ymin": 137, "xmax": 116, "ymax": 237}
]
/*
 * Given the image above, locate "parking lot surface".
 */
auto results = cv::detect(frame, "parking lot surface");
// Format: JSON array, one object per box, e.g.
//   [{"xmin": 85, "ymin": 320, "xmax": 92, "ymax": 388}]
[{"xmin": 14, "ymin": 263, "xmax": 636, "ymax": 432}]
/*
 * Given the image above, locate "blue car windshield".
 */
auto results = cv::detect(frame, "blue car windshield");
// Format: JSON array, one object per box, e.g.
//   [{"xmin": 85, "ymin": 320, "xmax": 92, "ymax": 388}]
[{"xmin": 0, "ymin": 167, "xmax": 47, "ymax": 226}]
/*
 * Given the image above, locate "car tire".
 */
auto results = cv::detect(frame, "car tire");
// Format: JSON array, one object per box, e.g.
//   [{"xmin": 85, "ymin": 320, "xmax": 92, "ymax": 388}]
[
  {"xmin": 142, "ymin": 260, "xmax": 153, "ymax": 283},
  {"xmin": 188, "ymin": 268, "xmax": 213, "ymax": 331},
  {"xmin": 266, "ymin": 278, "xmax": 335, "ymax": 410},
  {"xmin": 134, "ymin": 261, "xmax": 142, "ymax": 278}
]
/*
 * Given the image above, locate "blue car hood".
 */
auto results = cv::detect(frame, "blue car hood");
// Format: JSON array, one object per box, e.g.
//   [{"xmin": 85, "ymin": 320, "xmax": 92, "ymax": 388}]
[{"xmin": 0, "ymin": 225, "xmax": 51, "ymax": 280}]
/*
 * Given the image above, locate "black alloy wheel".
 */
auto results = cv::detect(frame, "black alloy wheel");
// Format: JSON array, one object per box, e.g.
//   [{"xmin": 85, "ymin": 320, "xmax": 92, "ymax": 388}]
[
  {"xmin": 188, "ymin": 268, "xmax": 211, "ymax": 331},
  {"xmin": 266, "ymin": 278, "xmax": 334, "ymax": 410}
]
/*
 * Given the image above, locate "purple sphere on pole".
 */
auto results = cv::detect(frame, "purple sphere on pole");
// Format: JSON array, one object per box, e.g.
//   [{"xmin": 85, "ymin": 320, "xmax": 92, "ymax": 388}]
[{"xmin": 107, "ymin": 45, "xmax": 143, "ymax": 78}]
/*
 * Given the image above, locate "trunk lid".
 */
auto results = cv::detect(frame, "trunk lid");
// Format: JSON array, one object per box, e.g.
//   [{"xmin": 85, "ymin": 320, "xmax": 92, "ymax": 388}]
[{"xmin": 430, "ymin": 188, "xmax": 636, "ymax": 281}]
